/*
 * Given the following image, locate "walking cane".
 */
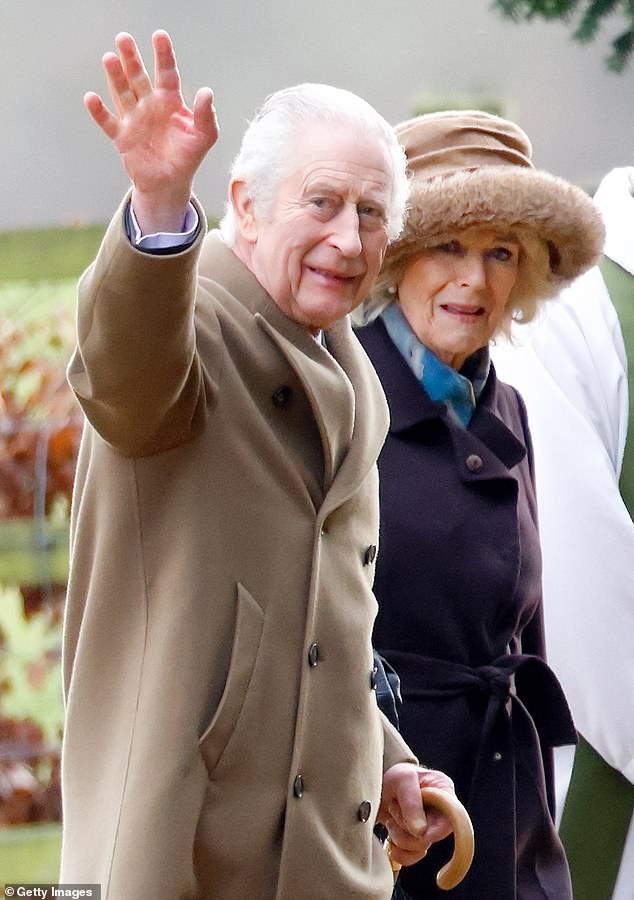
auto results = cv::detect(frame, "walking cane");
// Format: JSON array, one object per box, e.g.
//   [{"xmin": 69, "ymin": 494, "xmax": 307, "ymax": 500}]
[{"xmin": 388, "ymin": 786, "xmax": 475, "ymax": 891}]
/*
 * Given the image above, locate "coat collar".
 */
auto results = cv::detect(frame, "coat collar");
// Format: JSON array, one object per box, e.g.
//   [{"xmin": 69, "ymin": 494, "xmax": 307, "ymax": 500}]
[
  {"xmin": 356, "ymin": 318, "xmax": 526, "ymax": 477},
  {"xmin": 201, "ymin": 232, "xmax": 389, "ymax": 508}
]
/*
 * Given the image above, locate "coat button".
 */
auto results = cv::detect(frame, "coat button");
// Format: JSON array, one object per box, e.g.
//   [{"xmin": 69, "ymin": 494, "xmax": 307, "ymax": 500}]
[
  {"xmin": 358, "ymin": 801, "xmax": 372, "ymax": 822},
  {"xmin": 272, "ymin": 385, "xmax": 293, "ymax": 407},
  {"xmin": 308, "ymin": 642, "xmax": 320, "ymax": 667},
  {"xmin": 370, "ymin": 666, "xmax": 378, "ymax": 690},
  {"xmin": 465, "ymin": 454, "xmax": 483, "ymax": 472},
  {"xmin": 293, "ymin": 774, "xmax": 304, "ymax": 798},
  {"xmin": 363, "ymin": 544, "xmax": 377, "ymax": 566},
  {"xmin": 493, "ymin": 751, "xmax": 503, "ymax": 762}
]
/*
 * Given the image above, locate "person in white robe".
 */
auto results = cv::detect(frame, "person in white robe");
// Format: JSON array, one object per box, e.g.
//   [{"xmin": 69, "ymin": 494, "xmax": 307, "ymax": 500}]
[{"xmin": 492, "ymin": 166, "xmax": 634, "ymax": 900}]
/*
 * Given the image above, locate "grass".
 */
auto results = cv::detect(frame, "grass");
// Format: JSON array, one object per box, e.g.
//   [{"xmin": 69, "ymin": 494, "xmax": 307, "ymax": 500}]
[
  {"xmin": 1, "ymin": 279, "xmax": 77, "ymax": 328},
  {"xmin": 0, "ymin": 215, "xmax": 218, "ymax": 284},
  {"xmin": 0, "ymin": 521, "xmax": 69, "ymax": 588},
  {"xmin": 0, "ymin": 822, "xmax": 62, "ymax": 881},
  {"xmin": 0, "ymin": 224, "xmax": 105, "ymax": 283}
]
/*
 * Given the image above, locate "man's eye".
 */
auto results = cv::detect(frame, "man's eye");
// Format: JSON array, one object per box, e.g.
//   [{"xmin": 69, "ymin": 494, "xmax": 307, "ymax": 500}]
[
  {"xmin": 311, "ymin": 197, "xmax": 332, "ymax": 210},
  {"xmin": 359, "ymin": 206, "xmax": 387, "ymax": 230}
]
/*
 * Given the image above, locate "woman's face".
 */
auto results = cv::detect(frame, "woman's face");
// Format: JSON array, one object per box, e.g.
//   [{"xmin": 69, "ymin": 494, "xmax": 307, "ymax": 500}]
[{"xmin": 396, "ymin": 228, "xmax": 520, "ymax": 370}]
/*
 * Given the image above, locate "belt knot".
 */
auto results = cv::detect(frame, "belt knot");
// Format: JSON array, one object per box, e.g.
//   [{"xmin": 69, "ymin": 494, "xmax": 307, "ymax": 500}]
[{"xmin": 475, "ymin": 665, "xmax": 512, "ymax": 702}]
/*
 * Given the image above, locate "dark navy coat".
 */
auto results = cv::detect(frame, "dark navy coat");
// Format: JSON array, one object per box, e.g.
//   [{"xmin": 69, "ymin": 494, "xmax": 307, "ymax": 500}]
[{"xmin": 357, "ymin": 319, "xmax": 576, "ymax": 900}]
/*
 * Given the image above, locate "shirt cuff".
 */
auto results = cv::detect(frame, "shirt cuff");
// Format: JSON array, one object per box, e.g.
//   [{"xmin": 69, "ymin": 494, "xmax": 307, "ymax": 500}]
[{"xmin": 127, "ymin": 202, "xmax": 200, "ymax": 251}]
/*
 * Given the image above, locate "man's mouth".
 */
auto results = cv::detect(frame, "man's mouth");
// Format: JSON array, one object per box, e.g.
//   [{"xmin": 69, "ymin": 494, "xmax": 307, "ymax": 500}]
[{"xmin": 307, "ymin": 266, "xmax": 358, "ymax": 284}]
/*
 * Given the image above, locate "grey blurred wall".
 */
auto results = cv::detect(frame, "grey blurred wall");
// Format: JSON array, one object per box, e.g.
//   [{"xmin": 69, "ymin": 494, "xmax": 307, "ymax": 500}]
[{"xmin": 3, "ymin": 0, "xmax": 633, "ymax": 229}]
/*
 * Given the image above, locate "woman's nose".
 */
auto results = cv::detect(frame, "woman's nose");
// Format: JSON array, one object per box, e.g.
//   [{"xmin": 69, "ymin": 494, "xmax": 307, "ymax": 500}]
[{"xmin": 457, "ymin": 254, "xmax": 486, "ymax": 288}]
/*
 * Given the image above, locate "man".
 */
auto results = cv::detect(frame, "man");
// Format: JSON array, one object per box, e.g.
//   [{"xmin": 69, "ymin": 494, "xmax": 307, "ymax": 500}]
[
  {"xmin": 61, "ymin": 30, "xmax": 454, "ymax": 899},
  {"xmin": 492, "ymin": 167, "xmax": 634, "ymax": 900}
]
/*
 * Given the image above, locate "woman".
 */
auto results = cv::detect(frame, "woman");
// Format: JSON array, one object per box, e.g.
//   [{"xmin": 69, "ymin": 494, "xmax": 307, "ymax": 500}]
[{"xmin": 355, "ymin": 111, "xmax": 605, "ymax": 899}]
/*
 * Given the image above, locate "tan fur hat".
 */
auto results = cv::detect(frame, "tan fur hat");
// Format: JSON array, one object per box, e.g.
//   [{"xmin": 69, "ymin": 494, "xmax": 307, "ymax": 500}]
[{"xmin": 384, "ymin": 110, "xmax": 605, "ymax": 301}]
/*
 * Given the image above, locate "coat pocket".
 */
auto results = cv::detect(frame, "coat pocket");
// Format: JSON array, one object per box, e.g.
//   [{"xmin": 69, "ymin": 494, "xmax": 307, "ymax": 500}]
[{"xmin": 198, "ymin": 582, "xmax": 265, "ymax": 776}]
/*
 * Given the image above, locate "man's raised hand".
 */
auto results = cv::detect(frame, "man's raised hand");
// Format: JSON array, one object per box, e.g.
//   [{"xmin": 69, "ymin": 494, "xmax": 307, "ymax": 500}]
[{"xmin": 84, "ymin": 30, "xmax": 219, "ymax": 233}]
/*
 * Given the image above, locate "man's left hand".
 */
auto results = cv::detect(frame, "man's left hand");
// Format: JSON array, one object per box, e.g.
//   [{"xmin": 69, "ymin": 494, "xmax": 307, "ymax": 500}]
[{"xmin": 379, "ymin": 763, "xmax": 455, "ymax": 867}]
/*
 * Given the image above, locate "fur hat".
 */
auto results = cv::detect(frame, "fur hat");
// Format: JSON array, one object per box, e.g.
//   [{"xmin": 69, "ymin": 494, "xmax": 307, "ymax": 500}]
[{"xmin": 383, "ymin": 110, "xmax": 605, "ymax": 304}]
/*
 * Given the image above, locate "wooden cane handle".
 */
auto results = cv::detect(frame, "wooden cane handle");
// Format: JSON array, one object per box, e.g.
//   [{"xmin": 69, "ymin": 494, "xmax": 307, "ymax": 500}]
[{"xmin": 389, "ymin": 786, "xmax": 475, "ymax": 891}]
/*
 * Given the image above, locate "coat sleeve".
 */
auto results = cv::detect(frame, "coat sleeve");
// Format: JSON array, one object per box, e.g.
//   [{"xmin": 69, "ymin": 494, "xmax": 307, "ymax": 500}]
[
  {"xmin": 381, "ymin": 713, "xmax": 419, "ymax": 771},
  {"xmin": 67, "ymin": 193, "xmax": 222, "ymax": 457}
]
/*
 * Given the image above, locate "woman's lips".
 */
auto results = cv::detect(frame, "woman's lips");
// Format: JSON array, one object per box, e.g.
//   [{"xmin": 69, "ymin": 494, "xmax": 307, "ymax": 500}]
[{"xmin": 441, "ymin": 304, "xmax": 484, "ymax": 317}]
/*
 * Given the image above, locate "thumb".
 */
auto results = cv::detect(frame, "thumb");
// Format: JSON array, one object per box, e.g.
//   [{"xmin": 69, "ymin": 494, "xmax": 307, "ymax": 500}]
[{"xmin": 193, "ymin": 87, "xmax": 219, "ymax": 146}]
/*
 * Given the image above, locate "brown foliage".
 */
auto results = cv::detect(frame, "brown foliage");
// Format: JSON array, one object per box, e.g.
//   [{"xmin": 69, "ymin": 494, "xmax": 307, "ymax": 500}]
[{"xmin": 1, "ymin": 305, "xmax": 78, "ymax": 825}]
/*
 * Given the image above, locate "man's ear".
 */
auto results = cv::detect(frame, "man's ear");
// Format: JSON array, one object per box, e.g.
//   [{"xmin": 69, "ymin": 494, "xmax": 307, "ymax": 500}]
[{"xmin": 230, "ymin": 180, "xmax": 258, "ymax": 243}]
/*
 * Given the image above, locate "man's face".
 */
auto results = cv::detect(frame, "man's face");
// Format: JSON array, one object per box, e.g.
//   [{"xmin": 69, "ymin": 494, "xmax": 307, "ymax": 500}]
[{"xmin": 236, "ymin": 121, "xmax": 393, "ymax": 332}]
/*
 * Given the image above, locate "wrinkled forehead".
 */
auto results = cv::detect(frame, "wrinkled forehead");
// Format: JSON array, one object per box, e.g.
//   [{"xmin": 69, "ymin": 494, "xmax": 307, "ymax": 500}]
[{"xmin": 285, "ymin": 119, "xmax": 394, "ymax": 191}]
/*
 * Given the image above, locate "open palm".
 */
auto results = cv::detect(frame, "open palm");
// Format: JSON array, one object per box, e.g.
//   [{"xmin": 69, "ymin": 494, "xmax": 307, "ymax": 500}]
[{"xmin": 85, "ymin": 31, "xmax": 218, "ymax": 219}]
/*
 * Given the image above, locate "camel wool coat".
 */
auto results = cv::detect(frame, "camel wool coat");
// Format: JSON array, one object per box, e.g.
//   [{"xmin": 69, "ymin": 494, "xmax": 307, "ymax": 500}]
[{"xmin": 61, "ymin": 198, "xmax": 415, "ymax": 900}]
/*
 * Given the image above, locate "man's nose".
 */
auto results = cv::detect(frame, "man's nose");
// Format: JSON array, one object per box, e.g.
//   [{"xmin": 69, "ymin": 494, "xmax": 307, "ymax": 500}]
[
  {"xmin": 329, "ymin": 205, "xmax": 363, "ymax": 257},
  {"xmin": 457, "ymin": 253, "xmax": 486, "ymax": 288}
]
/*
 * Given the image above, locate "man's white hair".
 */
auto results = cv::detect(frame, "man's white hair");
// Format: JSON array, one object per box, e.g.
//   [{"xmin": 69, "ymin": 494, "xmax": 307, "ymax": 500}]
[{"xmin": 219, "ymin": 83, "xmax": 408, "ymax": 246}]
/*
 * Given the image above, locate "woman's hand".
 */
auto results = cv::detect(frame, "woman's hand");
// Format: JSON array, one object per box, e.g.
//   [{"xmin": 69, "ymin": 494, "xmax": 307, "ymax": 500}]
[
  {"xmin": 84, "ymin": 30, "xmax": 219, "ymax": 233},
  {"xmin": 379, "ymin": 763, "xmax": 455, "ymax": 867}
]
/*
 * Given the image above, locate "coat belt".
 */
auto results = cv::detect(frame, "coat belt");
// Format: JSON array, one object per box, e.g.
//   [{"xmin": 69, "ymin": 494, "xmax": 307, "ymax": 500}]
[
  {"xmin": 383, "ymin": 649, "xmax": 576, "ymax": 899},
  {"xmin": 385, "ymin": 650, "xmax": 576, "ymax": 747}
]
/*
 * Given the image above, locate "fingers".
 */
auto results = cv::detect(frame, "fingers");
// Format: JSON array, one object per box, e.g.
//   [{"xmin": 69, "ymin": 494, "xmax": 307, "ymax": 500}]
[
  {"xmin": 84, "ymin": 92, "xmax": 120, "ymax": 141},
  {"xmin": 193, "ymin": 88, "xmax": 220, "ymax": 146},
  {"xmin": 386, "ymin": 819, "xmax": 431, "ymax": 867},
  {"xmin": 394, "ymin": 770, "xmax": 428, "ymax": 835},
  {"xmin": 116, "ymin": 32, "xmax": 153, "ymax": 100},
  {"xmin": 152, "ymin": 29, "xmax": 181, "ymax": 93},
  {"xmin": 103, "ymin": 50, "xmax": 138, "ymax": 117},
  {"xmin": 420, "ymin": 806, "xmax": 454, "ymax": 845},
  {"xmin": 102, "ymin": 31, "xmax": 177, "ymax": 119}
]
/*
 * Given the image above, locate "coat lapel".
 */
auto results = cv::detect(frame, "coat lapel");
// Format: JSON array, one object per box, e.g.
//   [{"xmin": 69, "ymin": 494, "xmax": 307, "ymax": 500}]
[
  {"xmin": 256, "ymin": 316, "xmax": 355, "ymax": 489},
  {"xmin": 320, "ymin": 317, "xmax": 390, "ymax": 516},
  {"xmin": 356, "ymin": 318, "xmax": 526, "ymax": 481},
  {"xmin": 202, "ymin": 232, "xmax": 388, "ymax": 503},
  {"xmin": 257, "ymin": 316, "xmax": 389, "ymax": 509}
]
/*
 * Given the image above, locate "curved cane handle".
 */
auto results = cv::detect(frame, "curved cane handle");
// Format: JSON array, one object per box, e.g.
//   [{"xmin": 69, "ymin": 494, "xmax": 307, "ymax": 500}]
[{"xmin": 389, "ymin": 786, "xmax": 475, "ymax": 891}]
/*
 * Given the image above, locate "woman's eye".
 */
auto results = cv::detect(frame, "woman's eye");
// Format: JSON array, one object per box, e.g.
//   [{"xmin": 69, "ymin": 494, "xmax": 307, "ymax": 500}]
[
  {"xmin": 437, "ymin": 240, "xmax": 463, "ymax": 255},
  {"xmin": 490, "ymin": 246, "xmax": 514, "ymax": 262}
]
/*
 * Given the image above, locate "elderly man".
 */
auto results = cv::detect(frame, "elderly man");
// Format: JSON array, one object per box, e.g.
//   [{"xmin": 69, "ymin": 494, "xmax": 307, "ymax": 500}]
[{"xmin": 61, "ymin": 30, "xmax": 454, "ymax": 900}]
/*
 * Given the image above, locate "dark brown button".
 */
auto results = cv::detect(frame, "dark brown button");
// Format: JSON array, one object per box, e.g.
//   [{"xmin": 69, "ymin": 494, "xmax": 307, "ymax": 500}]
[
  {"xmin": 370, "ymin": 666, "xmax": 378, "ymax": 690},
  {"xmin": 272, "ymin": 385, "xmax": 293, "ymax": 407},
  {"xmin": 308, "ymin": 642, "xmax": 320, "ymax": 667},
  {"xmin": 363, "ymin": 544, "xmax": 377, "ymax": 565},
  {"xmin": 293, "ymin": 774, "xmax": 304, "ymax": 798},
  {"xmin": 465, "ymin": 454, "xmax": 483, "ymax": 472},
  {"xmin": 358, "ymin": 800, "xmax": 372, "ymax": 822}
]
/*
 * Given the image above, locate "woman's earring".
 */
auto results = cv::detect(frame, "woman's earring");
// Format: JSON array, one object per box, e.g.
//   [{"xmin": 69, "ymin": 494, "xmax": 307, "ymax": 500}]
[{"xmin": 387, "ymin": 284, "xmax": 397, "ymax": 296}]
